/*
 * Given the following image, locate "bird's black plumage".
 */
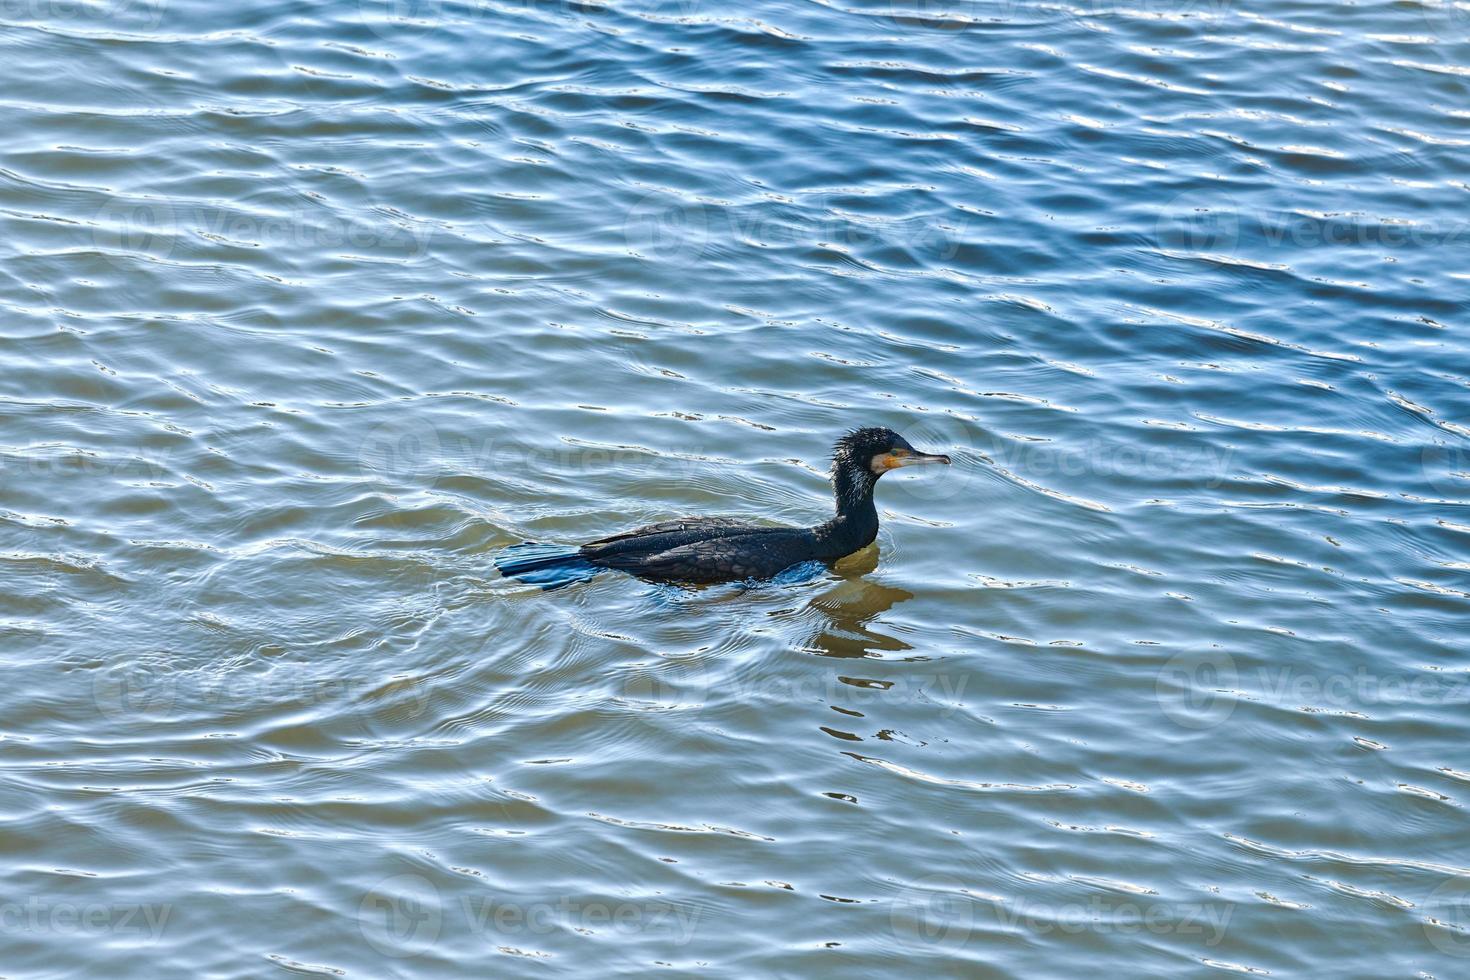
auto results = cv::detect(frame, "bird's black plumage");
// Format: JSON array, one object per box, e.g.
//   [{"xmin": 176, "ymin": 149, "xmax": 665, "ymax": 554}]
[{"xmin": 495, "ymin": 427, "xmax": 950, "ymax": 586}]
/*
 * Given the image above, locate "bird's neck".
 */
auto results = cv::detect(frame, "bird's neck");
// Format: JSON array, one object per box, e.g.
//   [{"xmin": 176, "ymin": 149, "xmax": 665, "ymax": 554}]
[{"xmin": 814, "ymin": 467, "xmax": 879, "ymax": 558}]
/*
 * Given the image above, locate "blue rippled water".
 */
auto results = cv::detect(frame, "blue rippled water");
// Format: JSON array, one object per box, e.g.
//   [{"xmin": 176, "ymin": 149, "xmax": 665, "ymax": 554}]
[{"xmin": 1, "ymin": 0, "xmax": 1468, "ymax": 975}]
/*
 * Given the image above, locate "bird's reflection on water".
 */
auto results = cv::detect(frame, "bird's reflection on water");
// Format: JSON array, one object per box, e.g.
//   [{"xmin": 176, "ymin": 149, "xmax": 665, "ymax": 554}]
[
  {"xmin": 646, "ymin": 546, "xmax": 923, "ymax": 660},
  {"xmin": 800, "ymin": 549, "xmax": 918, "ymax": 660},
  {"xmin": 607, "ymin": 547, "xmax": 931, "ymax": 737}
]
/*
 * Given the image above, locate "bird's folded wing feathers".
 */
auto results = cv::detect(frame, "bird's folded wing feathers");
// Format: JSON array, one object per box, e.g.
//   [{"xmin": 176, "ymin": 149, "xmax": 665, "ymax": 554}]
[
  {"xmin": 602, "ymin": 535, "xmax": 799, "ymax": 583},
  {"xmin": 581, "ymin": 517, "xmax": 761, "ymax": 548},
  {"xmin": 580, "ymin": 519, "xmax": 779, "ymax": 565}
]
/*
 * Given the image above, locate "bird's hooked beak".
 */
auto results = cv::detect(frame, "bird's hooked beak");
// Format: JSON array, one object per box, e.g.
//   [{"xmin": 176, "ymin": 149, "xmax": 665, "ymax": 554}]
[{"xmin": 871, "ymin": 447, "xmax": 952, "ymax": 473}]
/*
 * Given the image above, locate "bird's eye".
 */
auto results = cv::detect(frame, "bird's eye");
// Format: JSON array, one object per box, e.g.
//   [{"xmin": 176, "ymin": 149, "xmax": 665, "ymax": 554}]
[{"xmin": 869, "ymin": 448, "xmax": 909, "ymax": 473}]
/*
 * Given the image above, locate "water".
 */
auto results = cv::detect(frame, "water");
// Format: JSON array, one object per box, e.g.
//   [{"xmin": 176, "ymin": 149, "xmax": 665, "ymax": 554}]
[{"xmin": 2, "ymin": 0, "xmax": 1468, "ymax": 974}]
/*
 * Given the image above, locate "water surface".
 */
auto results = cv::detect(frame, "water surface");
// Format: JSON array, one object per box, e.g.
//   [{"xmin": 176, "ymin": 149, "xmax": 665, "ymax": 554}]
[{"xmin": 2, "ymin": 0, "xmax": 1469, "ymax": 975}]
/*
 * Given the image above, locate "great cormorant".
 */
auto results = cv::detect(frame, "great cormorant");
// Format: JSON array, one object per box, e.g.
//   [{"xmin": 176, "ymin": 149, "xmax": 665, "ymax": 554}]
[{"xmin": 495, "ymin": 426, "xmax": 950, "ymax": 586}]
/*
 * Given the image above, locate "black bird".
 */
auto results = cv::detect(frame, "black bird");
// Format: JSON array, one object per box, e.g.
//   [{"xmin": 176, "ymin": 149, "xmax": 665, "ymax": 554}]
[{"xmin": 495, "ymin": 427, "xmax": 951, "ymax": 586}]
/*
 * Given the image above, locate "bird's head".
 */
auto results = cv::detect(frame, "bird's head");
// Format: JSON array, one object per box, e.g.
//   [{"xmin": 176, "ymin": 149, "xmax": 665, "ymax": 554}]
[
  {"xmin": 830, "ymin": 426, "xmax": 950, "ymax": 509},
  {"xmin": 834, "ymin": 426, "xmax": 952, "ymax": 476}
]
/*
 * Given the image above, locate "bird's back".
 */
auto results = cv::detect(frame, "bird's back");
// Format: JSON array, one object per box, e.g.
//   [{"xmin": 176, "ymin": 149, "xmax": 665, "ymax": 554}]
[
  {"xmin": 580, "ymin": 517, "xmax": 815, "ymax": 583},
  {"xmin": 580, "ymin": 517, "xmax": 772, "ymax": 558}
]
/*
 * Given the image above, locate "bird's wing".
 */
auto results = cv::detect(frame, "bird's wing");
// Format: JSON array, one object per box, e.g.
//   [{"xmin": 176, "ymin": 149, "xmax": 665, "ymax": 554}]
[
  {"xmin": 606, "ymin": 533, "xmax": 805, "ymax": 583},
  {"xmin": 580, "ymin": 518, "xmax": 778, "ymax": 565},
  {"xmin": 582, "ymin": 517, "xmax": 761, "ymax": 548}
]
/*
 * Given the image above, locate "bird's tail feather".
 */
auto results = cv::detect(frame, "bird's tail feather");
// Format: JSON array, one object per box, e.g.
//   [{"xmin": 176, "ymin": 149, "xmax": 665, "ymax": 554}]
[{"xmin": 494, "ymin": 542, "xmax": 600, "ymax": 588}]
